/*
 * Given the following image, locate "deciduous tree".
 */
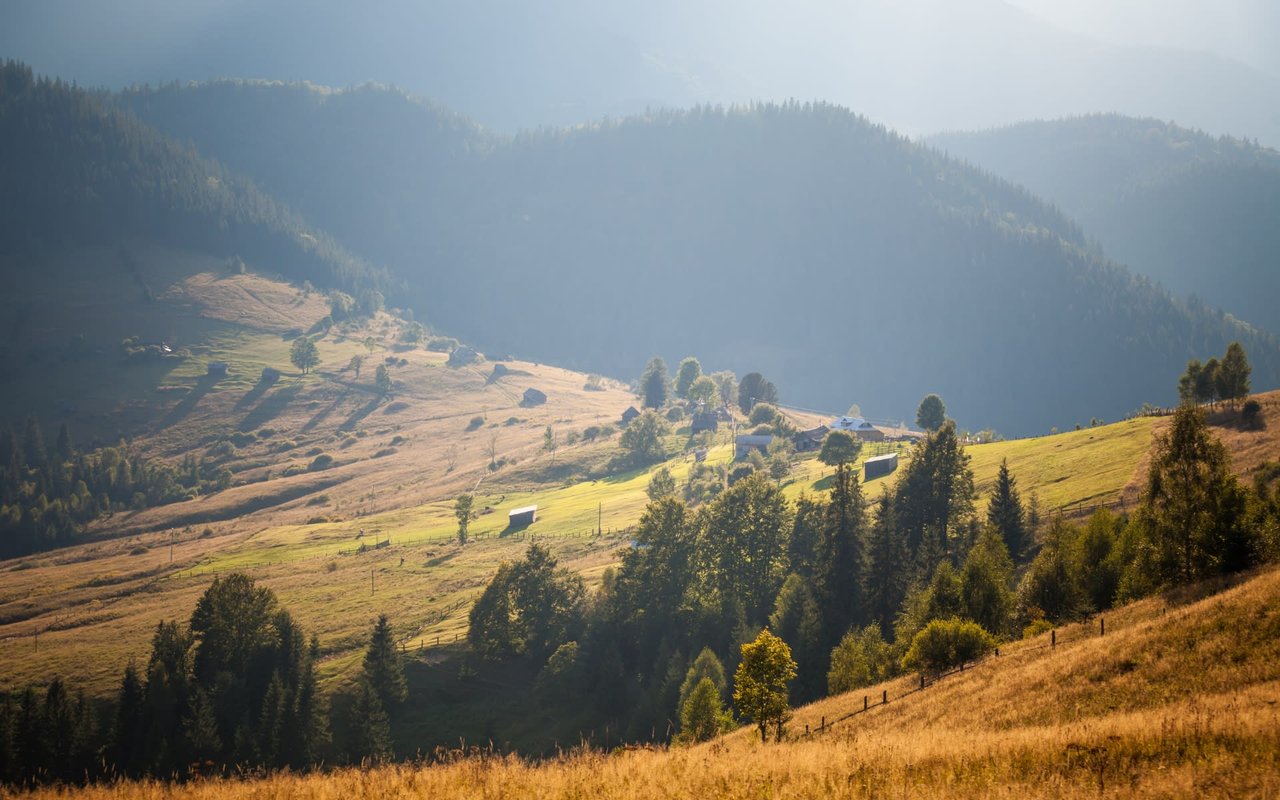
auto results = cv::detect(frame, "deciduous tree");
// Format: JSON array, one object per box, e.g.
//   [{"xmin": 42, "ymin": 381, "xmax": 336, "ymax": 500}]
[{"xmin": 733, "ymin": 628, "xmax": 797, "ymax": 743}]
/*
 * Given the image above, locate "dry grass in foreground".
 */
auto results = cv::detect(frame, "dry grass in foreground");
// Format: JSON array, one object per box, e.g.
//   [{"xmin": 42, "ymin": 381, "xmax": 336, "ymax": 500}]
[{"xmin": 14, "ymin": 566, "xmax": 1280, "ymax": 799}]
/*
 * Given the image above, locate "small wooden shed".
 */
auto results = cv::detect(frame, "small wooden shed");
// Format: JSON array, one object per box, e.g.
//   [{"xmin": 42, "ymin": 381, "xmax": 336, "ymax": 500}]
[
  {"xmin": 620, "ymin": 406, "xmax": 640, "ymax": 425},
  {"xmin": 508, "ymin": 505, "xmax": 537, "ymax": 527},
  {"xmin": 864, "ymin": 452, "xmax": 899, "ymax": 480},
  {"xmin": 207, "ymin": 361, "xmax": 229, "ymax": 377}
]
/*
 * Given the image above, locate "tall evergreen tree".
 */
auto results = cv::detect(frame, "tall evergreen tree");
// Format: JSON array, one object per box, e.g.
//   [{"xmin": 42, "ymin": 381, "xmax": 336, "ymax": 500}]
[
  {"xmin": 863, "ymin": 489, "xmax": 907, "ymax": 636},
  {"xmin": 362, "ymin": 615, "xmax": 408, "ymax": 716},
  {"xmin": 815, "ymin": 464, "xmax": 866, "ymax": 650},
  {"xmin": 1136, "ymin": 402, "xmax": 1254, "ymax": 584},
  {"xmin": 1217, "ymin": 341, "xmax": 1252, "ymax": 407},
  {"xmin": 986, "ymin": 459, "xmax": 1028, "ymax": 560},
  {"xmin": 894, "ymin": 421, "xmax": 975, "ymax": 571},
  {"xmin": 768, "ymin": 574, "xmax": 824, "ymax": 702},
  {"xmin": 112, "ymin": 663, "xmax": 147, "ymax": 777},
  {"xmin": 640, "ymin": 357, "xmax": 670, "ymax": 409},
  {"xmin": 916, "ymin": 394, "xmax": 946, "ymax": 432}
]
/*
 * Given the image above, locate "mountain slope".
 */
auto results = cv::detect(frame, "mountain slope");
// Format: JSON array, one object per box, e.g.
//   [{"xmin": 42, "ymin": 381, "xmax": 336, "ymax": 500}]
[
  {"xmin": 931, "ymin": 115, "xmax": 1280, "ymax": 333},
  {"xmin": 0, "ymin": 61, "xmax": 385, "ymax": 295},
  {"xmin": 121, "ymin": 83, "xmax": 1280, "ymax": 435}
]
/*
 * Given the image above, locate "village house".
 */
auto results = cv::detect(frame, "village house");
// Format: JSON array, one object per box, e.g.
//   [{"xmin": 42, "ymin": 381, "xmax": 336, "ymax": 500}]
[
  {"xmin": 792, "ymin": 424, "xmax": 829, "ymax": 452},
  {"xmin": 735, "ymin": 434, "xmax": 773, "ymax": 459}
]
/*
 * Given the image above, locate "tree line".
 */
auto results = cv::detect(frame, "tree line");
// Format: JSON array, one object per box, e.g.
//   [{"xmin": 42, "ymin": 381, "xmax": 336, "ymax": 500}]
[
  {"xmin": 0, "ymin": 418, "xmax": 230, "ymax": 558},
  {"xmin": 0, "ymin": 575, "xmax": 410, "ymax": 785}
]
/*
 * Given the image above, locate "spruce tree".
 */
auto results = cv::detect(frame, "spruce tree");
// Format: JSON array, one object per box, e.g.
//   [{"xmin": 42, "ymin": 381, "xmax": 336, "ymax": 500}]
[
  {"xmin": 816, "ymin": 464, "xmax": 866, "ymax": 650},
  {"xmin": 362, "ymin": 615, "xmax": 407, "ymax": 716},
  {"xmin": 1137, "ymin": 402, "xmax": 1253, "ymax": 583},
  {"xmin": 986, "ymin": 459, "xmax": 1027, "ymax": 560},
  {"xmin": 1217, "ymin": 341, "xmax": 1252, "ymax": 407},
  {"xmin": 640, "ymin": 357, "xmax": 670, "ymax": 409},
  {"xmin": 769, "ymin": 574, "xmax": 824, "ymax": 702},
  {"xmin": 112, "ymin": 663, "xmax": 147, "ymax": 776},
  {"xmin": 863, "ymin": 489, "xmax": 907, "ymax": 636}
]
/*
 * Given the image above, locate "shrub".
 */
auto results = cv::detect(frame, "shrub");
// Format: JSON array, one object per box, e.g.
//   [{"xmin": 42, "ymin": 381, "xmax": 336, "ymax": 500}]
[
  {"xmin": 374, "ymin": 447, "xmax": 397, "ymax": 458},
  {"xmin": 427, "ymin": 336, "xmax": 459, "ymax": 353},
  {"xmin": 257, "ymin": 427, "xmax": 276, "ymax": 438},
  {"xmin": 467, "ymin": 416, "xmax": 485, "ymax": 431},
  {"xmin": 1022, "ymin": 618, "xmax": 1054, "ymax": 640},
  {"xmin": 207, "ymin": 441, "xmax": 238, "ymax": 460},
  {"xmin": 129, "ymin": 545, "xmax": 149, "ymax": 556},
  {"xmin": 229, "ymin": 431, "xmax": 257, "ymax": 447},
  {"xmin": 308, "ymin": 454, "xmax": 334, "ymax": 471},
  {"xmin": 306, "ymin": 447, "xmax": 324, "ymax": 457},
  {"xmin": 666, "ymin": 406, "xmax": 685, "ymax": 422},
  {"xmin": 748, "ymin": 403, "xmax": 778, "ymax": 426},
  {"xmin": 901, "ymin": 618, "xmax": 996, "ymax": 675},
  {"xmin": 1242, "ymin": 399, "xmax": 1264, "ymax": 430}
]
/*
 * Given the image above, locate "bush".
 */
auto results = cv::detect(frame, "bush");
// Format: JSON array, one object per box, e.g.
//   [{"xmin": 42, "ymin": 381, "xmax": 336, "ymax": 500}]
[
  {"xmin": 901, "ymin": 618, "xmax": 996, "ymax": 675},
  {"xmin": 308, "ymin": 453, "xmax": 334, "ymax": 471},
  {"xmin": 748, "ymin": 403, "xmax": 778, "ymax": 426},
  {"xmin": 1242, "ymin": 399, "xmax": 1264, "ymax": 430},
  {"xmin": 427, "ymin": 336, "xmax": 459, "ymax": 353},
  {"xmin": 1022, "ymin": 618, "xmax": 1054, "ymax": 640},
  {"xmin": 666, "ymin": 406, "xmax": 685, "ymax": 422},
  {"xmin": 229, "ymin": 431, "xmax": 257, "ymax": 447},
  {"xmin": 373, "ymin": 447, "xmax": 397, "ymax": 458},
  {"xmin": 467, "ymin": 416, "xmax": 485, "ymax": 432},
  {"xmin": 207, "ymin": 441, "xmax": 238, "ymax": 460}
]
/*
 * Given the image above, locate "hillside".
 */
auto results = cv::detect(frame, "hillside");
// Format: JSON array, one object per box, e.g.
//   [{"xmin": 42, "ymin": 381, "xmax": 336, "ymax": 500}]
[
  {"xmin": 24, "ymin": 562, "xmax": 1280, "ymax": 798},
  {"xmin": 931, "ymin": 115, "xmax": 1280, "ymax": 333},
  {"xmin": 118, "ymin": 82, "xmax": 1280, "ymax": 435},
  {"xmin": 0, "ymin": 61, "xmax": 386, "ymax": 295}
]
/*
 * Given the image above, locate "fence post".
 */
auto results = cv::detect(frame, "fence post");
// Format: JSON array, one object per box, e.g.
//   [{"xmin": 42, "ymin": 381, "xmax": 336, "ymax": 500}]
[
  {"xmin": 820, "ymin": 715, "xmax": 825, "ymax": 732},
  {"xmin": 864, "ymin": 695, "xmax": 868, "ymax": 711},
  {"xmin": 920, "ymin": 673, "xmax": 925, "ymax": 689},
  {"xmin": 1100, "ymin": 617, "xmax": 1105, "ymax": 636},
  {"xmin": 882, "ymin": 689, "xmax": 887, "ymax": 704},
  {"xmin": 1051, "ymin": 629, "xmax": 1056, "ymax": 648}
]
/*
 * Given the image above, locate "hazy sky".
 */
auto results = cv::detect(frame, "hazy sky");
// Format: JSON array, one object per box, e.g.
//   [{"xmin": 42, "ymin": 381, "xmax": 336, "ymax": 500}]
[
  {"xmin": 3, "ymin": 0, "xmax": 1278, "ymax": 141},
  {"xmin": 1005, "ymin": 0, "xmax": 1280, "ymax": 76}
]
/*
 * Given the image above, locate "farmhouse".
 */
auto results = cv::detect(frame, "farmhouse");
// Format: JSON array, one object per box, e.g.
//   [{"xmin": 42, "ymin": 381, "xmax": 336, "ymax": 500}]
[
  {"xmin": 864, "ymin": 452, "xmax": 899, "ymax": 480},
  {"xmin": 522, "ymin": 387, "xmax": 547, "ymax": 406},
  {"xmin": 830, "ymin": 415, "xmax": 886, "ymax": 442},
  {"xmin": 620, "ymin": 406, "xmax": 640, "ymax": 425},
  {"xmin": 793, "ymin": 424, "xmax": 829, "ymax": 452},
  {"xmin": 735, "ymin": 434, "xmax": 773, "ymax": 459},
  {"xmin": 508, "ymin": 505, "xmax": 537, "ymax": 527}
]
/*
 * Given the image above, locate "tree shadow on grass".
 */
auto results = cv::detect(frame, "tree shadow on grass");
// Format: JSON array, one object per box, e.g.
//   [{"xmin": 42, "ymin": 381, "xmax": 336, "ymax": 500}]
[
  {"xmin": 239, "ymin": 383, "xmax": 301, "ymax": 432},
  {"xmin": 303, "ymin": 389, "xmax": 349, "ymax": 433},
  {"xmin": 234, "ymin": 375, "xmax": 277, "ymax": 411},
  {"xmin": 156, "ymin": 375, "xmax": 218, "ymax": 431},
  {"xmin": 339, "ymin": 396, "xmax": 382, "ymax": 432}
]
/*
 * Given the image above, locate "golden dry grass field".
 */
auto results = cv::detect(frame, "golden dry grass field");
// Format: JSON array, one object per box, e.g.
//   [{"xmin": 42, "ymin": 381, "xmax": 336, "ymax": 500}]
[{"xmin": 11, "ymin": 564, "xmax": 1280, "ymax": 799}]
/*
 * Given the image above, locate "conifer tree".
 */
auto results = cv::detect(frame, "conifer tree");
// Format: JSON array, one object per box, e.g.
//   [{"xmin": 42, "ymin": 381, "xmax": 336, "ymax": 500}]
[
  {"xmin": 986, "ymin": 459, "xmax": 1027, "ymax": 560},
  {"xmin": 362, "ymin": 615, "xmax": 407, "ymax": 716},
  {"xmin": 112, "ymin": 663, "xmax": 147, "ymax": 777},
  {"xmin": 640, "ymin": 357, "xmax": 670, "ymax": 409},
  {"xmin": 863, "ymin": 489, "xmax": 907, "ymax": 636},
  {"xmin": 769, "ymin": 574, "xmax": 824, "ymax": 702},
  {"xmin": 816, "ymin": 464, "xmax": 866, "ymax": 650},
  {"xmin": 1217, "ymin": 341, "xmax": 1252, "ymax": 407},
  {"xmin": 1136, "ymin": 402, "xmax": 1253, "ymax": 583}
]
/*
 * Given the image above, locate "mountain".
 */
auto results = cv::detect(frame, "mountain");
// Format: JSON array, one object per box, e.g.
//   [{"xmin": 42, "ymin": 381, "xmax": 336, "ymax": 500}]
[
  {"xmin": 7, "ymin": 0, "xmax": 1280, "ymax": 144},
  {"xmin": 118, "ymin": 81, "xmax": 1280, "ymax": 435},
  {"xmin": 0, "ymin": 61, "xmax": 386, "ymax": 295},
  {"xmin": 930, "ymin": 115, "xmax": 1280, "ymax": 334}
]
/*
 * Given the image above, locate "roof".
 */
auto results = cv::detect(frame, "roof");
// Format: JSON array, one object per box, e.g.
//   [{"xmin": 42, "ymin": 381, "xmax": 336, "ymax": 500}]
[
  {"xmin": 796, "ymin": 424, "xmax": 829, "ymax": 440},
  {"xmin": 864, "ymin": 453, "xmax": 899, "ymax": 464},
  {"xmin": 831, "ymin": 416, "xmax": 875, "ymax": 431},
  {"xmin": 509, "ymin": 505, "xmax": 538, "ymax": 516}
]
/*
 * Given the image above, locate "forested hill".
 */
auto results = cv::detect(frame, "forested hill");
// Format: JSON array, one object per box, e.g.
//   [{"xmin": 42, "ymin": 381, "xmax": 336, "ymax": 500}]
[
  {"xmin": 931, "ymin": 116, "xmax": 1280, "ymax": 335},
  {"xmin": 0, "ymin": 62, "xmax": 386, "ymax": 295},
  {"xmin": 118, "ymin": 82, "xmax": 1279, "ymax": 435}
]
